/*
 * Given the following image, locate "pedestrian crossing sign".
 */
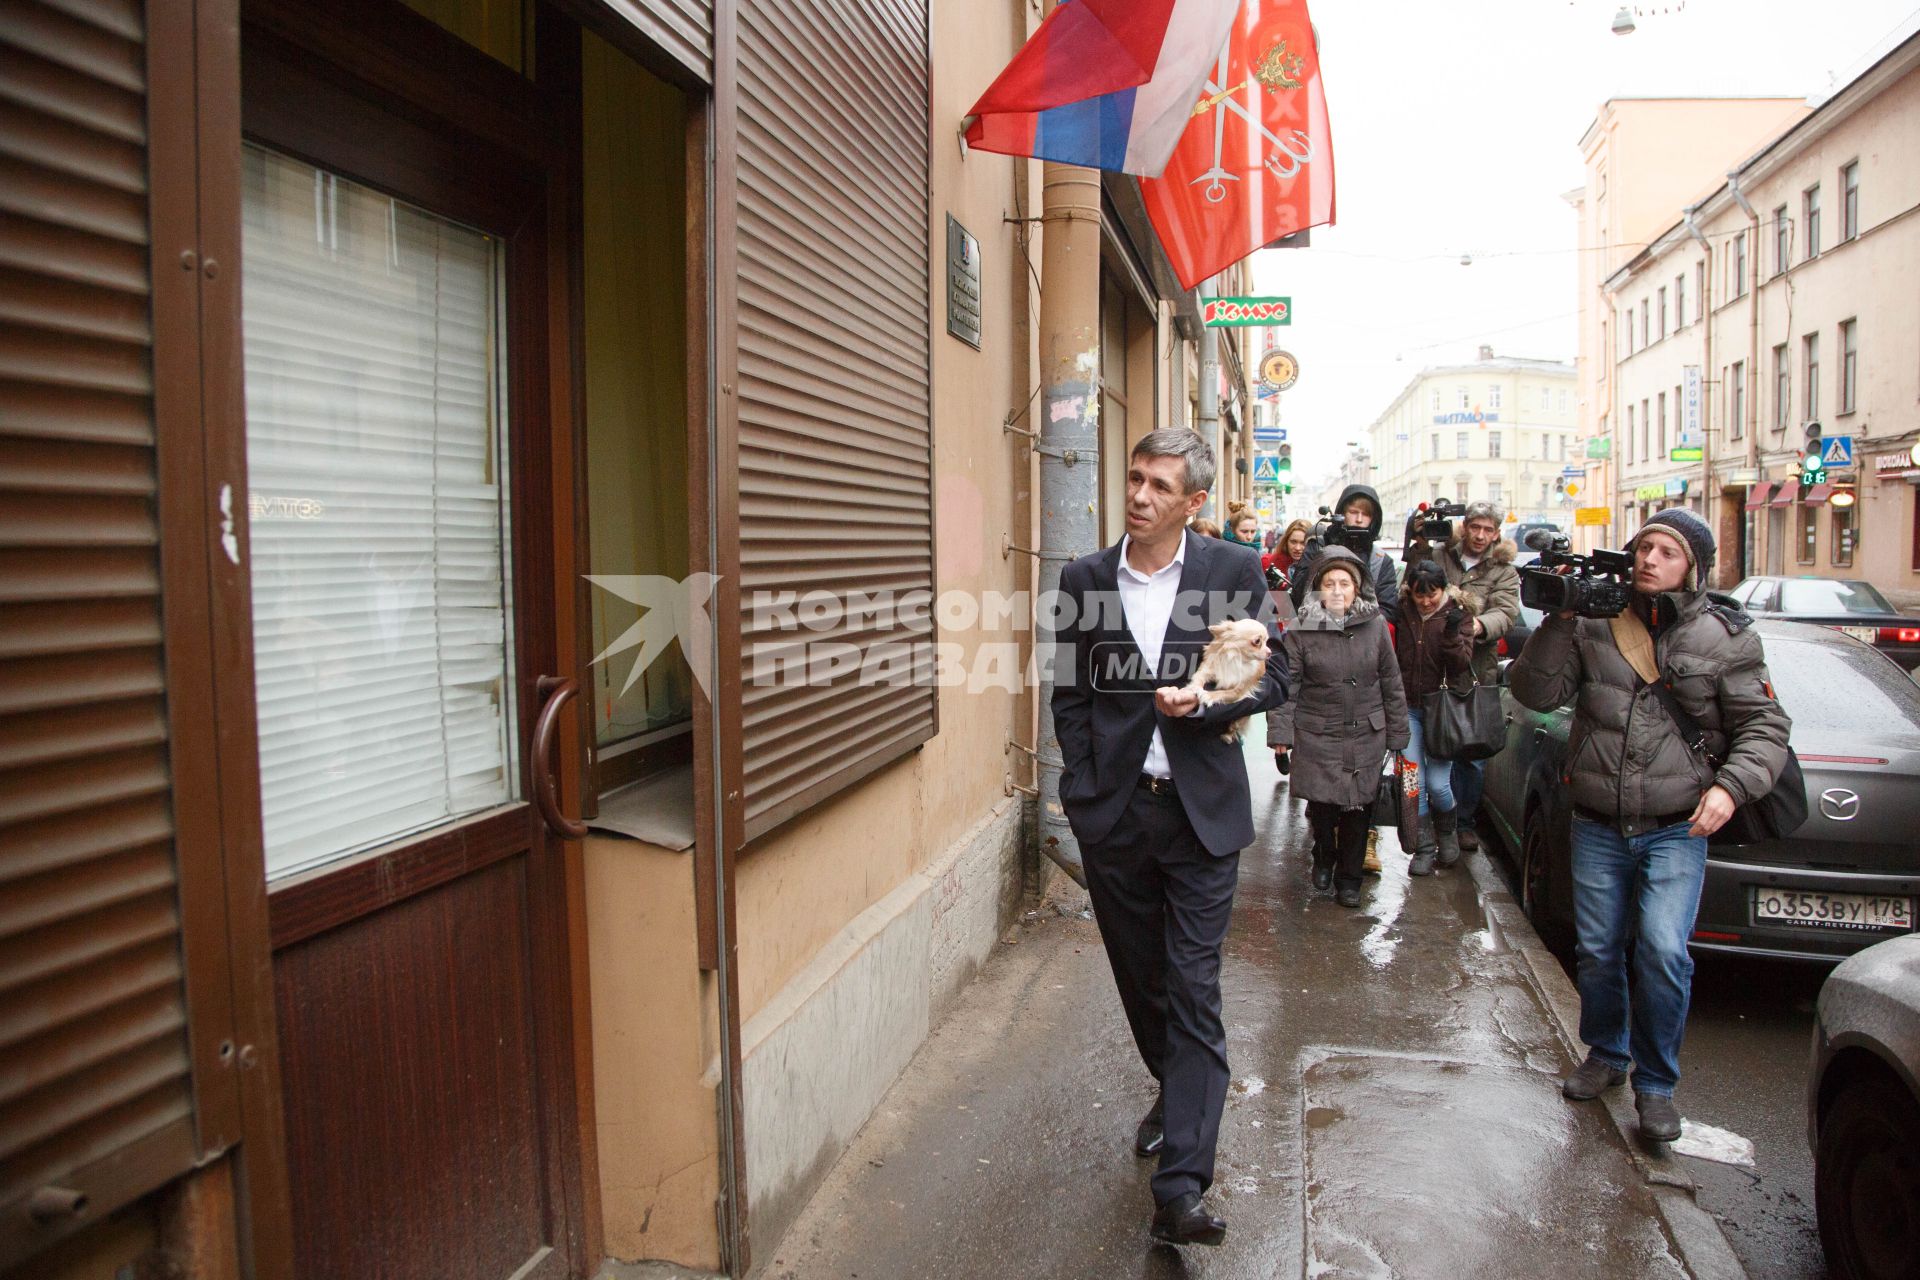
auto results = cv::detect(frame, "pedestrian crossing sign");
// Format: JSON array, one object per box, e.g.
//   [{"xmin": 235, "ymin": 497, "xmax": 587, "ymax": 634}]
[
  {"xmin": 1821, "ymin": 436, "xmax": 1854, "ymax": 468},
  {"xmin": 1252, "ymin": 454, "xmax": 1282, "ymax": 485}
]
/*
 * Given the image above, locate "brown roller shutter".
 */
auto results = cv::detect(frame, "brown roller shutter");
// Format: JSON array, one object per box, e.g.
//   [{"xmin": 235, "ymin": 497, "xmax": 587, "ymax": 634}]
[
  {"xmin": 606, "ymin": 0, "xmax": 713, "ymax": 84},
  {"xmin": 731, "ymin": 0, "xmax": 933, "ymax": 840},
  {"xmin": 0, "ymin": 0, "xmax": 238, "ymax": 1265}
]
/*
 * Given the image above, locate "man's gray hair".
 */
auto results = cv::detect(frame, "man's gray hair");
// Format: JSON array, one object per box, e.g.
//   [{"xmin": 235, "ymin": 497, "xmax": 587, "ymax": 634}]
[{"xmin": 1131, "ymin": 428, "xmax": 1216, "ymax": 495}]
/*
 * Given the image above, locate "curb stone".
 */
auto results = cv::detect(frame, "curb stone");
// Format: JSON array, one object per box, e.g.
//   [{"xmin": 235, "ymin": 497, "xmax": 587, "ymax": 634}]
[{"xmin": 1465, "ymin": 849, "xmax": 1748, "ymax": 1280}]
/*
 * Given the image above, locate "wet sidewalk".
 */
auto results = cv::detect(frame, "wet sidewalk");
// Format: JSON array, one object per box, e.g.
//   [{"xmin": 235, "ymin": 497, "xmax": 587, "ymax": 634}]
[{"xmin": 757, "ymin": 739, "xmax": 1745, "ymax": 1279}]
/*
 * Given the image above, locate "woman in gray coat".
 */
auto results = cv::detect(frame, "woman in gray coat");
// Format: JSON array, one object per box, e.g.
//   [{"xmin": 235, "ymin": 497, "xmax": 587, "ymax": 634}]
[{"xmin": 1268, "ymin": 548, "xmax": 1411, "ymax": 906}]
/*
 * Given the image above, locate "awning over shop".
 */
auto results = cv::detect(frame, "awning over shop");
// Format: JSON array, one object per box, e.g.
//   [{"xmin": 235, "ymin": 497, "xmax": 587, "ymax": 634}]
[
  {"xmin": 1744, "ymin": 482, "xmax": 1775, "ymax": 509},
  {"xmin": 1804, "ymin": 483, "xmax": 1834, "ymax": 506},
  {"xmin": 1769, "ymin": 483, "xmax": 1797, "ymax": 507}
]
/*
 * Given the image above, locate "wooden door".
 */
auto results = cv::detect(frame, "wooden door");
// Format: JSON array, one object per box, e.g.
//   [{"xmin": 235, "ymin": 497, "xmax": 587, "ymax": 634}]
[{"xmin": 232, "ymin": 18, "xmax": 584, "ymax": 1280}]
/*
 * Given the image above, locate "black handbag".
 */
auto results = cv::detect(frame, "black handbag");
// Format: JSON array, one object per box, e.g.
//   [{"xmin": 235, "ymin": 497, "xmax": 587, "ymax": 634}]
[
  {"xmin": 1421, "ymin": 681, "xmax": 1505, "ymax": 761},
  {"xmin": 1643, "ymin": 676, "xmax": 1808, "ymax": 845}
]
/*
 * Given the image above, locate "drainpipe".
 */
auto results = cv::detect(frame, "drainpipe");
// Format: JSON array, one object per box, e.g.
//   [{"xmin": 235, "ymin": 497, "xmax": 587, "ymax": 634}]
[
  {"xmin": 1727, "ymin": 170, "xmax": 1764, "ymax": 586},
  {"xmin": 1197, "ymin": 282, "xmax": 1220, "ymax": 519},
  {"xmin": 1683, "ymin": 204, "xmax": 1717, "ymax": 568},
  {"xmin": 1033, "ymin": 162, "xmax": 1102, "ymax": 889}
]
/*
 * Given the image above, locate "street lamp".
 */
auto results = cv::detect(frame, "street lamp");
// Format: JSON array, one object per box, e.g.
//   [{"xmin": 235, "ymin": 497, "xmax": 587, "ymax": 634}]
[{"xmin": 1611, "ymin": 6, "xmax": 1636, "ymax": 34}]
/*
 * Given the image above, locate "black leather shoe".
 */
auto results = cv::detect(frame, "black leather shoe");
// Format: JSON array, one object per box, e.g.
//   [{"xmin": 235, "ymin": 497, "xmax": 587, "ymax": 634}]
[
  {"xmin": 1151, "ymin": 1192, "xmax": 1227, "ymax": 1247},
  {"xmin": 1134, "ymin": 1098, "xmax": 1165, "ymax": 1158},
  {"xmin": 1311, "ymin": 860, "xmax": 1333, "ymax": 891},
  {"xmin": 1336, "ymin": 885, "xmax": 1362, "ymax": 908},
  {"xmin": 1636, "ymin": 1091, "xmax": 1683, "ymax": 1143}
]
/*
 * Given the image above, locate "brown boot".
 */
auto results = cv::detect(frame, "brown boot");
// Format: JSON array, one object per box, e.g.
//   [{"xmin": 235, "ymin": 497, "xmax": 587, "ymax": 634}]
[{"xmin": 1362, "ymin": 827, "xmax": 1382, "ymax": 876}]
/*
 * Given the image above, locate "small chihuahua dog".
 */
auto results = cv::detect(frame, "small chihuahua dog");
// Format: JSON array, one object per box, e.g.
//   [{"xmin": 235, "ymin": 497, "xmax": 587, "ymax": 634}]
[{"xmin": 1184, "ymin": 618, "xmax": 1269, "ymax": 743}]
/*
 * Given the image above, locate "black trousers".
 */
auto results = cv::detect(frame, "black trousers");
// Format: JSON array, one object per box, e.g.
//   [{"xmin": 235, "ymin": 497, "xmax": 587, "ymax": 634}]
[
  {"xmin": 1081, "ymin": 783, "xmax": 1240, "ymax": 1206},
  {"xmin": 1307, "ymin": 801, "xmax": 1370, "ymax": 890}
]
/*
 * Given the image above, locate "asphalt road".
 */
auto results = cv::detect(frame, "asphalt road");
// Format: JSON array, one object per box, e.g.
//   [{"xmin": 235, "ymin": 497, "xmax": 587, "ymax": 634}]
[{"xmin": 1678, "ymin": 953, "xmax": 1830, "ymax": 1280}]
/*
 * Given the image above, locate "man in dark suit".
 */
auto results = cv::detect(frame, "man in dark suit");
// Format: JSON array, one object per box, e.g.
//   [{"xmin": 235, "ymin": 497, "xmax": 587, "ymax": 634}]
[{"xmin": 1048, "ymin": 429, "xmax": 1289, "ymax": 1246}]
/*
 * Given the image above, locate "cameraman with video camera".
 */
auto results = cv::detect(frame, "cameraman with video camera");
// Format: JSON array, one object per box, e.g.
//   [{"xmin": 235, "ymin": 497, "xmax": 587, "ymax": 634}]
[
  {"xmin": 1404, "ymin": 501, "xmax": 1521, "ymax": 852},
  {"xmin": 1284, "ymin": 485, "xmax": 1400, "ymax": 623},
  {"xmin": 1507, "ymin": 509, "xmax": 1790, "ymax": 1143}
]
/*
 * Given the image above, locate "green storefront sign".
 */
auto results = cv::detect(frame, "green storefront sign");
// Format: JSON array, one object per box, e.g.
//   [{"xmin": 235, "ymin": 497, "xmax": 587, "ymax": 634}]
[
  {"xmin": 1202, "ymin": 296, "xmax": 1291, "ymax": 327},
  {"xmin": 1669, "ymin": 447, "xmax": 1703, "ymax": 462},
  {"xmin": 1586, "ymin": 436, "xmax": 1613, "ymax": 459}
]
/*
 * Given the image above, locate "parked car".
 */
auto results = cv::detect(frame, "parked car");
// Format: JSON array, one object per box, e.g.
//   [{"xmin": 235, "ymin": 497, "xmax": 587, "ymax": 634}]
[
  {"xmin": 1806, "ymin": 935, "xmax": 1920, "ymax": 1278},
  {"xmin": 1510, "ymin": 520, "xmax": 1560, "ymax": 552},
  {"xmin": 1496, "ymin": 602, "xmax": 1541, "ymax": 660},
  {"xmin": 1730, "ymin": 576, "xmax": 1920, "ymax": 671},
  {"xmin": 1482, "ymin": 619, "xmax": 1920, "ymax": 962}
]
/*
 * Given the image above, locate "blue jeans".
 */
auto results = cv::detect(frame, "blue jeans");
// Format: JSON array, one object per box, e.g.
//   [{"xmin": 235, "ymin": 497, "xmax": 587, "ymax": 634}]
[
  {"xmin": 1451, "ymin": 756, "xmax": 1485, "ymax": 823},
  {"xmin": 1568, "ymin": 817, "xmax": 1709, "ymax": 1097},
  {"xmin": 1404, "ymin": 709, "xmax": 1456, "ymax": 817}
]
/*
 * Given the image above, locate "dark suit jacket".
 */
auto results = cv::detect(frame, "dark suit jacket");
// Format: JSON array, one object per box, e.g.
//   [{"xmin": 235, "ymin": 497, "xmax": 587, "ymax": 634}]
[{"xmin": 1050, "ymin": 531, "xmax": 1290, "ymax": 856}]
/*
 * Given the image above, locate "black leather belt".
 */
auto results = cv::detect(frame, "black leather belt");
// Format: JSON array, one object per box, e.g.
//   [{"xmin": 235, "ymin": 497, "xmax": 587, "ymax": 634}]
[
  {"xmin": 1139, "ymin": 774, "xmax": 1177, "ymax": 797},
  {"xmin": 1574, "ymin": 804, "xmax": 1694, "ymax": 834}
]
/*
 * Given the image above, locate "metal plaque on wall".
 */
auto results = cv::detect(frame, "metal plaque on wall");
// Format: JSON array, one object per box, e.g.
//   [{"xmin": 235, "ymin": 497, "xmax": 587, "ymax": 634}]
[{"xmin": 946, "ymin": 214, "xmax": 981, "ymax": 350}]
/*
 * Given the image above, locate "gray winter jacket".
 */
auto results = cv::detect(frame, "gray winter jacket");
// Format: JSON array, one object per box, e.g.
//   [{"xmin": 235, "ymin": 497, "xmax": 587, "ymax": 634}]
[
  {"xmin": 1507, "ymin": 586, "xmax": 1792, "ymax": 825},
  {"xmin": 1268, "ymin": 548, "xmax": 1411, "ymax": 809},
  {"xmin": 1406, "ymin": 535, "xmax": 1521, "ymax": 685}
]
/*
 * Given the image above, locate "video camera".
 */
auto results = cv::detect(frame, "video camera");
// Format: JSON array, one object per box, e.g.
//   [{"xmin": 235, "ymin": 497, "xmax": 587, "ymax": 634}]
[
  {"xmin": 1403, "ymin": 500, "xmax": 1468, "ymax": 548},
  {"xmin": 1311, "ymin": 505, "xmax": 1377, "ymax": 557},
  {"xmin": 1519, "ymin": 529, "xmax": 1634, "ymax": 618}
]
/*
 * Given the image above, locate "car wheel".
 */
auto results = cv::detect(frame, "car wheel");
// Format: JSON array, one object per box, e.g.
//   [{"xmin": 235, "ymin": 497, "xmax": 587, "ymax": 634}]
[
  {"xmin": 1521, "ymin": 810, "xmax": 1572, "ymax": 956},
  {"xmin": 1817, "ymin": 1069, "xmax": 1920, "ymax": 1280}
]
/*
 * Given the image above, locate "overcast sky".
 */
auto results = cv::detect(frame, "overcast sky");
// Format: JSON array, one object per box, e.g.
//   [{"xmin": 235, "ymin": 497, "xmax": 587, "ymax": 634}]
[{"xmin": 1249, "ymin": 0, "xmax": 1920, "ymax": 488}]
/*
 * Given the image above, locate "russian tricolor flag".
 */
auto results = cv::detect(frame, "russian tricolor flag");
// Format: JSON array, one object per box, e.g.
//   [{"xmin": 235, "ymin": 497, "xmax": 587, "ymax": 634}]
[{"xmin": 963, "ymin": 0, "xmax": 1241, "ymax": 178}]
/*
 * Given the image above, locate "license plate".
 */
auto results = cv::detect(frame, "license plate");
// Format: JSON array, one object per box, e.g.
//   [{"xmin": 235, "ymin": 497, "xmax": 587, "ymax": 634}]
[
  {"xmin": 1753, "ymin": 889, "xmax": 1914, "ymax": 932},
  {"xmin": 1842, "ymin": 626, "xmax": 1878, "ymax": 644}
]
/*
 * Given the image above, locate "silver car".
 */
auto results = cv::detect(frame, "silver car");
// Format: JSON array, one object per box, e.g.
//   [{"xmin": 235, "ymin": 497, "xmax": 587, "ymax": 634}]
[{"xmin": 1807, "ymin": 935, "xmax": 1920, "ymax": 1278}]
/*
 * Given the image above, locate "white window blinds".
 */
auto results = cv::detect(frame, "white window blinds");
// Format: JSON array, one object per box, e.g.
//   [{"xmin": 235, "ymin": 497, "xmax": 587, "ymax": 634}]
[{"xmin": 241, "ymin": 147, "xmax": 517, "ymax": 881}]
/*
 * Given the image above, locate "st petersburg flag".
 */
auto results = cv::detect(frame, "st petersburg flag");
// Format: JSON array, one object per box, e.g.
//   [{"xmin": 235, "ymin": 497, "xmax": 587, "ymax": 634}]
[{"xmin": 963, "ymin": 0, "xmax": 1242, "ymax": 178}]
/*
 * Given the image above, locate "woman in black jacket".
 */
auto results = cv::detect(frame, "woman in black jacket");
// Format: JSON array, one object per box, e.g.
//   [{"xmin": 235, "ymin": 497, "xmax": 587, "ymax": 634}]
[{"xmin": 1394, "ymin": 559, "xmax": 1476, "ymax": 876}]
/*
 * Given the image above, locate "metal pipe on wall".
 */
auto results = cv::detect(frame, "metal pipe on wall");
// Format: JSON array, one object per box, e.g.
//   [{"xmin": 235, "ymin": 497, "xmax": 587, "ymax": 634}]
[
  {"xmin": 1197, "ymin": 284, "xmax": 1220, "ymax": 520},
  {"xmin": 1033, "ymin": 162, "xmax": 1102, "ymax": 889}
]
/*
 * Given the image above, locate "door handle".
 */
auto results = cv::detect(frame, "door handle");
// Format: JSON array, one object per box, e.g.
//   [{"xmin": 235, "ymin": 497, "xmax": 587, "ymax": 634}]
[{"xmin": 532, "ymin": 676, "xmax": 588, "ymax": 839}]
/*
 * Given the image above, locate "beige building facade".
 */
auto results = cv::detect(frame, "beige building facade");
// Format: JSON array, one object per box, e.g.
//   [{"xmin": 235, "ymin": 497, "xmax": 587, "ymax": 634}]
[
  {"xmin": 1369, "ymin": 353, "xmax": 1579, "ymax": 532},
  {"xmin": 1596, "ymin": 35, "xmax": 1920, "ymax": 596},
  {"xmin": 1568, "ymin": 95, "xmax": 1812, "ymax": 553}
]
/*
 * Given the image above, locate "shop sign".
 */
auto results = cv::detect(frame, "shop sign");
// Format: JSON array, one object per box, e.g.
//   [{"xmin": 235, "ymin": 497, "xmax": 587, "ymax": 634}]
[
  {"xmin": 1669, "ymin": 447, "xmax": 1703, "ymax": 462},
  {"xmin": 1433, "ymin": 410, "xmax": 1499, "ymax": 425},
  {"xmin": 1874, "ymin": 451, "xmax": 1920, "ymax": 481},
  {"xmin": 1665, "ymin": 478, "xmax": 1688, "ymax": 497},
  {"xmin": 1586, "ymin": 436, "xmax": 1613, "ymax": 459},
  {"xmin": 1258, "ymin": 348, "xmax": 1300, "ymax": 390},
  {"xmin": 1575, "ymin": 506, "xmax": 1611, "ymax": 527},
  {"xmin": 1680, "ymin": 366, "xmax": 1702, "ymax": 449},
  {"xmin": 1204, "ymin": 296, "xmax": 1291, "ymax": 327},
  {"xmin": 1634, "ymin": 482, "xmax": 1668, "ymax": 501}
]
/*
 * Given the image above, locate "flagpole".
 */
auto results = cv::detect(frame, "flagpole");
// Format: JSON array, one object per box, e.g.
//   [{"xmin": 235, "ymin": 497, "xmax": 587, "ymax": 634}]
[{"xmin": 1035, "ymin": 162, "xmax": 1103, "ymax": 890}]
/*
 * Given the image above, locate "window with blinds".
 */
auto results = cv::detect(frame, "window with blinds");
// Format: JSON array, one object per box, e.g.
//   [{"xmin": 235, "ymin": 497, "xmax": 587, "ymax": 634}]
[{"xmin": 240, "ymin": 147, "xmax": 518, "ymax": 881}]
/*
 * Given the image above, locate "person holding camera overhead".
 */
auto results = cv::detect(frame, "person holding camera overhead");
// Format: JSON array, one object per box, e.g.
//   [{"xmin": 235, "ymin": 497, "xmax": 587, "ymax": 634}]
[
  {"xmin": 1285, "ymin": 485, "xmax": 1401, "ymax": 625},
  {"xmin": 1403, "ymin": 501, "xmax": 1520, "ymax": 854},
  {"xmin": 1507, "ymin": 509, "xmax": 1791, "ymax": 1143}
]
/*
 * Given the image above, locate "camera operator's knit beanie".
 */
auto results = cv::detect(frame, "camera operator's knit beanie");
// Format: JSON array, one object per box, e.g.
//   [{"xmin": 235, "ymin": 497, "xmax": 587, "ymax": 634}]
[{"xmin": 1633, "ymin": 509, "xmax": 1716, "ymax": 589}]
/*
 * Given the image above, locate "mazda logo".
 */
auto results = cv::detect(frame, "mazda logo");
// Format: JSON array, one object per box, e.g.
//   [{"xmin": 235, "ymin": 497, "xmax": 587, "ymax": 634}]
[{"xmin": 1819, "ymin": 789, "xmax": 1861, "ymax": 822}]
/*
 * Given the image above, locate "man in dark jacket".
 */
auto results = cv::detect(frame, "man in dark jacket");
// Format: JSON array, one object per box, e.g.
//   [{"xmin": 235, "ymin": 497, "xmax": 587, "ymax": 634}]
[
  {"xmin": 1508, "ymin": 509, "xmax": 1791, "ymax": 1142},
  {"xmin": 1288, "ymin": 483, "xmax": 1399, "ymax": 625},
  {"xmin": 1404, "ymin": 500, "xmax": 1522, "ymax": 852},
  {"xmin": 1050, "ymin": 429, "xmax": 1289, "ymax": 1247}
]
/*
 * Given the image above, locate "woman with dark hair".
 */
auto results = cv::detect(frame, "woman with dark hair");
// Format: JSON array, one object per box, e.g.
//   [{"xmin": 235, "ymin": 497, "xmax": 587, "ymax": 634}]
[
  {"xmin": 1395, "ymin": 557, "xmax": 1476, "ymax": 876},
  {"xmin": 1263, "ymin": 519, "xmax": 1311, "ymax": 581}
]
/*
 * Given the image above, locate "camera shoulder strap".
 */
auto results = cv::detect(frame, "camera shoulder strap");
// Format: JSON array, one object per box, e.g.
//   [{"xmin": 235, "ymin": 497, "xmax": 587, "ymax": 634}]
[
  {"xmin": 1641, "ymin": 674, "xmax": 1723, "ymax": 768},
  {"xmin": 1606, "ymin": 610, "xmax": 1660, "ymax": 686}
]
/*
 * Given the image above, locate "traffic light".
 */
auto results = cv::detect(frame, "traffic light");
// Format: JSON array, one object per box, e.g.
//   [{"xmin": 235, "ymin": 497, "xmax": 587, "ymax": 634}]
[
  {"xmin": 1278, "ymin": 443, "xmax": 1293, "ymax": 472},
  {"xmin": 1801, "ymin": 421, "xmax": 1827, "ymax": 491}
]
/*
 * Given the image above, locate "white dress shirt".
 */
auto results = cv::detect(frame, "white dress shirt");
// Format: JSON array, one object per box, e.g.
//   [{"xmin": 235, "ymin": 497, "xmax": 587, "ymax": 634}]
[{"xmin": 1116, "ymin": 532, "xmax": 1189, "ymax": 779}]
